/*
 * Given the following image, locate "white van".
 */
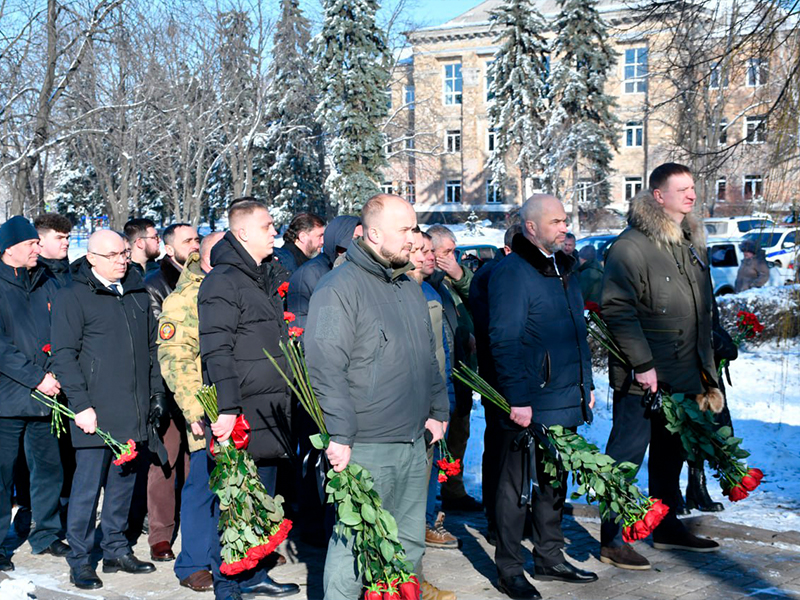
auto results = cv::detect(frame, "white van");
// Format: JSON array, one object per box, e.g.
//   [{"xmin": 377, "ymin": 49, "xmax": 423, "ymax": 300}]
[{"xmin": 704, "ymin": 216, "xmax": 775, "ymax": 238}]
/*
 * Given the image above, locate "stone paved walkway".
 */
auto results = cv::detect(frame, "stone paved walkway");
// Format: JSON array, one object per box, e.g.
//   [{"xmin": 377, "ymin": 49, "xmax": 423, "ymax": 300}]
[{"xmin": 2, "ymin": 510, "xmax": 799, "ymax": 600}]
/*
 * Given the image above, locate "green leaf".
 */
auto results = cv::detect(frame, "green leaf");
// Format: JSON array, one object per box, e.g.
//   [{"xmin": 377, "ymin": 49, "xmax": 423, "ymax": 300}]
[
  {"xmin": 379, "ymin": 539, "xmax": 395, "ymax": 562},
  {"xmin": 361, "ymin": 503, "xmax": 377, "ymax": 524},
  {"xmin": 310, "ymin": 434, "xmax": 326, "ymax": 450}
]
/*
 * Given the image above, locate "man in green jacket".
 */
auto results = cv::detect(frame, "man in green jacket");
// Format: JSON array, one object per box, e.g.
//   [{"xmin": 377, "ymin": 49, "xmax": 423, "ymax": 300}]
[
  {"xmin": 576, "ymin": 245, "xmax": 603, "ymax": 305},
  {"xmin": 305, "ymin": 194, "xmax": 449, "ymax": 600},
  {"xmin": 599, "ymin": 163, "xmax": 723, "ymax": 570}
]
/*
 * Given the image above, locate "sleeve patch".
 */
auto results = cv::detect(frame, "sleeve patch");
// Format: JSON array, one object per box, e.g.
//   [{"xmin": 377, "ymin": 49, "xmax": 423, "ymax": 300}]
[
  {"xmin": 314, "ymin": 305, "xmax": 341, "ymax": 341},
  {"xmin": 159, "ymin": 322, "xmax": 176, "ymax": 340}
]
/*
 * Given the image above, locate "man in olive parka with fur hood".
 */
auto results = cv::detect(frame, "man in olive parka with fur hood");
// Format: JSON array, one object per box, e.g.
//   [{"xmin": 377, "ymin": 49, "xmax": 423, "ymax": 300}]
[{"xmin": 599, "ymin": 163, "xmax": 723, "ymax": 570}]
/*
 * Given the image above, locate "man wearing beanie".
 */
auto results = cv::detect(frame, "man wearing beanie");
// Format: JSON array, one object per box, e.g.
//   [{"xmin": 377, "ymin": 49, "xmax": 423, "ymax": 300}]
[{"xmin": 0, "ymin": 216, "xmax": 69, "ymax": 572}]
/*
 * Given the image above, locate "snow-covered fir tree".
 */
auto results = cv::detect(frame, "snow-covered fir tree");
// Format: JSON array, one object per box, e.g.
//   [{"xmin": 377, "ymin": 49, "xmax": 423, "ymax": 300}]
[
  {"xmin": 313, "ymin": 0, "xmax": 391, "ymax": 214},
  {"xmin": 263, "ymin": 0, "xmax": 326, "ymax": 225},
  {"xmin": 540, "ymin": 0, "xmax": 618, "ymax": 221},
  {"xmin": 486, "ymin": 0, "xmax": 550, "ymax": 198}
]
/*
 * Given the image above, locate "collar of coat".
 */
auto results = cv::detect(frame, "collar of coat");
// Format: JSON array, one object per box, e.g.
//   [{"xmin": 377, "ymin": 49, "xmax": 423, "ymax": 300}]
[
  {"xmin": 628, "ymin": 190, "xmax": 706, "ymax": 249},
  {"xmin": 158, "ymin": 255, "xmax": 183, "ymax": 289},
  {"xmin": 348, "ymin": 237, "xmax": 414, "ymax": 282},
  {"xmin": 174, "ymin": 252, "xmax": 205, "ymax": 294},
  {"xmin": 0, "ymin": 260, "xmax": 46, "ymax": 290},
  {"xmin": 511, "ymin": 233, "xmax": 576, "ymax": 278},
  {"xmin": 73, "ymin": 257, "xmax": 146, "ymax": 296}
]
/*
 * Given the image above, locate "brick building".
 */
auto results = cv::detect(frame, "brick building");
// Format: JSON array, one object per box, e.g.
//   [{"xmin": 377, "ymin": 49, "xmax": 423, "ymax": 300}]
[{"xmin": 381, "ymin": 0, "xmax": 799, "ymax": 225}]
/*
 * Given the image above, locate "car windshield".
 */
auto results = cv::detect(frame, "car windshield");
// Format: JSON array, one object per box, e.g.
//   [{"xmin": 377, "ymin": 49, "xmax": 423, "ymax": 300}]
[
  {"xmin": 737, "ymin": 219, "xmax": 774, "ymax": 233},
  {"xmin": 743, "ymin": 231, "xmax": 783, "ymax": 247}
]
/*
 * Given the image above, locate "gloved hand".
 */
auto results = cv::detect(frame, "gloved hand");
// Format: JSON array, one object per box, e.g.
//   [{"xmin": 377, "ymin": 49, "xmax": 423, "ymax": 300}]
[{"xmin": 148, "ymin": 392, "xmax": 169, "ymax": 432}]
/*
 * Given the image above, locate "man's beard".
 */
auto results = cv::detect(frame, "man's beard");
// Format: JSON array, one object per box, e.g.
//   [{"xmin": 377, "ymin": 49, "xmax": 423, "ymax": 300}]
[
  {"xmin": 146, "ymin": 247, "xmax": 161, "ymax": 260},
  {"xmin": 379, "ymin": 245, "xmax": 410, "ymax": 269},
  {"xmin": 542, "ymin": 239, "xmax": 564, "ymax": 254},
  {"xmin": 172, "ymin": 250, "xmax": 189, "ymax": 266}
]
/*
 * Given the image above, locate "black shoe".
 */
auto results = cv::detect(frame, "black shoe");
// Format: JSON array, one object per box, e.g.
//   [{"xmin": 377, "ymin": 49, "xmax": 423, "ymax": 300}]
[
  {"xmin": 0, "ymin": 553, "xmax": 14, "ymax": 572},
  {"xmin": 442, "ymin": 494, "xmax": 483, "ymax": 512},
  {"xmin": 37, "ymin": 539, "xmax": 70, "ymax": 557},
  {"xmin": 70, "ymin": 565, "xmax": 103, "ymax": 589},
  {"xmin": 673, "ymin": 490, "xmax": 691, "ymax": 516},
  {"xmin": 102, "ymin": 553, "xmax": 156, "ymax": 574},
  {"xmin": 686, "ymin": 466, "xmax": 724, "ymax": 512},
  {"xmin": 653, "ymin": 527, "xmax": 720, "ymax": 553},
  {"xmin": 241, "ymin": 575, "xmax": 300, "ymax": 597},
  {"xmin": 497, "ymin": 574, "xmax": 541, "ymax": 599},
  {"xmin": 533, "ymin": 561, "xmax": 598, "ymax": 584}
]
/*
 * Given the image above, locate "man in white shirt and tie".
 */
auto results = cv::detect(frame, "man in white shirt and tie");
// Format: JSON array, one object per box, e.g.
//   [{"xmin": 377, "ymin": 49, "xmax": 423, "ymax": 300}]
[{"xmin": 51, "ymin": 230, "xmax": 166, "ymax": 590}]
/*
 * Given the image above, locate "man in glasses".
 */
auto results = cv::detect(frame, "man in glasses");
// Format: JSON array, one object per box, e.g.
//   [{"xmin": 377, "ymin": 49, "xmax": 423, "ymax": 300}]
[
  {"xmin": 51, "ymin": 230, "xmax": 165, "ymax": 590},
  {"xmin": 124, "ymin": 218, "xmax": 161, "ymax": 277}
]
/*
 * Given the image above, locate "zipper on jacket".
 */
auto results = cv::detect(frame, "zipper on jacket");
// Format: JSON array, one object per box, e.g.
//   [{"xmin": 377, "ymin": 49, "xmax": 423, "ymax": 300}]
[{"xmin": 561, "ymin": 275, "xmax": 588, "ymax": 410}]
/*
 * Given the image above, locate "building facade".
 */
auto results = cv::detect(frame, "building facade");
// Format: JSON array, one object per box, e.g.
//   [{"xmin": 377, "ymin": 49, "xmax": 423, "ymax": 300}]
[{"xmin": 382, "ymin": 0, "xmax": 799, "ymax": 225}]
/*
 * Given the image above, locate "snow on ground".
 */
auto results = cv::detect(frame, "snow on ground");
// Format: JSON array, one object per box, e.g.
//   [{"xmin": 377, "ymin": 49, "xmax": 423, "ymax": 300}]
[{"xmin": 462, "ymin": 340, "xmax": 800, "ymax": 533}]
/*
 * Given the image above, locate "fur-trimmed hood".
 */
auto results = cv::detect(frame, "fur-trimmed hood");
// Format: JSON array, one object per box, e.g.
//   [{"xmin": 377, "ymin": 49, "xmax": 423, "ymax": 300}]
[{"xmin": 628, "ymin": 190, "xmax": 706, "ymax": 249}]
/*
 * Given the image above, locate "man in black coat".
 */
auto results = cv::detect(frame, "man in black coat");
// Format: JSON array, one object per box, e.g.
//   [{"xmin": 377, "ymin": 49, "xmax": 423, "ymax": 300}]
[
  {"xmin": 35, "ymin": 213, "xmax": 73, "ymax": 288},
  {"xmin": 143, "ymin": 222, "xmax": 199, "ymax": 562},
  {"xmin": 490, "ymin": 196, "xmax": 597, "ymax": 600},
  {"xmin": 272, "ymin": 212, "xmax": 325, "ymax": 275},
  {"xmin": 198, "ymin": 200, "xmax": 299, "ymax": 599},
  {"xmin": 469, "ymin": 222, "xmax": 520, "ymax": 542},
  {"xmin": 51, "ymin": 230, "xmax": 165, "ymax": 590},
  {"xmin": 0, "ymin": 216, "xmax": 66, "ymax": 572}
]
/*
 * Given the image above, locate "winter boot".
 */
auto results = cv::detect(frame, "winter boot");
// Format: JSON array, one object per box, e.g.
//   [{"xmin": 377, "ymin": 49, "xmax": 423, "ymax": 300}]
[{"xmin": 685, "ymin": 466, "xmax": 723, "ymax": 512}]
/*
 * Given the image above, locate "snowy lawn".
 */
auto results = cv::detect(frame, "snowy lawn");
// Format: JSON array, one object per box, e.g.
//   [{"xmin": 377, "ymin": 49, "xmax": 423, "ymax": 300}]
[{"xmin": 462, "ymin": 340, "xmax": 800, "ymax": 533}]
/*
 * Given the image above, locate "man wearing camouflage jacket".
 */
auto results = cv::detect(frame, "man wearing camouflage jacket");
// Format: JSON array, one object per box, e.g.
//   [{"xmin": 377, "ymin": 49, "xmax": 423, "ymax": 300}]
[{"xmin": 157, "ymin": 235, "xmax": 222, "ymax": 594}]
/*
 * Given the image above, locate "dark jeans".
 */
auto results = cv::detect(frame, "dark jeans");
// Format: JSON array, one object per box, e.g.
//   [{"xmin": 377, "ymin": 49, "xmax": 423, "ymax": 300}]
[
  {"xmin": 600, "ymin": 391, "xmax": 684, "ymax": 547},
  {"xmin": 66, "ymin": 446, "xmax": 147, "ymax": 568},
  {"xmin": 494, "ymin": 427, "xmax": 567, "ymax": 578},
  {"xmin": 174, "ymin": 450, "xmax": 215, "ymax": 581},
  {"xmin": 0, "ymin": 417, "xmax": 63, "ymax": 555}
]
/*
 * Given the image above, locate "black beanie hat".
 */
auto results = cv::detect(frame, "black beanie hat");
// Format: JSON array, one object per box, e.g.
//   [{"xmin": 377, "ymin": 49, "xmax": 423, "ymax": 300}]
[{"xmin": 0, "ymin": 215, "xmax": 39, "ymax": 255}]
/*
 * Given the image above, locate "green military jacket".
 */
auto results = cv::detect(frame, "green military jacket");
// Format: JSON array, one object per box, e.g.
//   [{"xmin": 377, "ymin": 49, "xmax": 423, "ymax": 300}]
[{"xmin": 157, "ymin": 252, "xmax": 206, "ymax": 452}]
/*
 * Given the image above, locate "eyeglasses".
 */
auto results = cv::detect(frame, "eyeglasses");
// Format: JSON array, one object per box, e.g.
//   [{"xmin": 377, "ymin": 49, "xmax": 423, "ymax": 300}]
[
  {"xmin": 90, "ymin": 249, "xmax": 132, "ymax": 261},
  {"xmin": 140, "ymin": 234, "xmax": 160, "ymax": 241}
]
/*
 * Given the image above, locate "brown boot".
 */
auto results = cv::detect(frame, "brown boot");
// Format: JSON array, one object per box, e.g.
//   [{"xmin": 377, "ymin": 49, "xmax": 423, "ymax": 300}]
[
  {"xmin": 425, "ymin": 512, "xmax": 459, "ymax": 549},
  {"xmin": 421, "ymin": 580, "xmax": 457, "ymax": 600},
  {"xmin": 600, "ymin": 544, "xmax": 651, "ymax": 570}
]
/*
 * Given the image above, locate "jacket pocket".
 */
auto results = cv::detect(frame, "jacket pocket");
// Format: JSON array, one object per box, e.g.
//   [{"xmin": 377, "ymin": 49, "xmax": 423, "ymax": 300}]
[
  {"xmin": 368, "ymin": 329, "xmax": 388, "ymax": 400},
  {"xmin": 539, "ymin": 350, "xmax": 551, "ymax": 389}
]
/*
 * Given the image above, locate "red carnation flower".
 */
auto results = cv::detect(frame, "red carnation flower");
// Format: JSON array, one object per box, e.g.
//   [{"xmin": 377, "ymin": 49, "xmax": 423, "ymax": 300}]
[
  {"xmin": 288, "ymin": 326, "xmax": 304, "ymax": 338},
  {"xmin": 584, "ymin": 301, "xmax": 602, "ymax": 316},
  {"xmin": 283, "ymin": 311, "xmax": 296, "ymax": 323},
  {"xmin": 42, "ymin": 343, "xmax": 52, "ymax": 354},
  {"xmin": 437, "ymin": 473, "xmax": 447, "ymax": 483},
  {"xmin": 277, "ymin": 282, "xmax": 289, "ymax": 298}
]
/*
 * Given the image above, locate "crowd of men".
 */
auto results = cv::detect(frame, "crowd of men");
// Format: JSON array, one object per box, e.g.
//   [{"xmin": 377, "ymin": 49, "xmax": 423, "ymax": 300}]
[{"xmin": 0, "ymin": 162, "xmax": 735, "ymax": 600}]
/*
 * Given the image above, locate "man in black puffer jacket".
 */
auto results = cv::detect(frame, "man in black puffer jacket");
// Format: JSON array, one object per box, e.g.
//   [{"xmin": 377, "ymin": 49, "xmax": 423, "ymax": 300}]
[
  {"xmin": 198, "ymin": 199, "xmax": 299, "ymax": 599},
  {"xmin": 0, "ymin": 216, "xmax": 65, "ymax": 572},
  {"xmin": 489, "ymin": 196, "xmax": 597, "ymax": 600},
  {"xmin": 51, "ymin": 230, "xmax": 164, "ymax": 590}
]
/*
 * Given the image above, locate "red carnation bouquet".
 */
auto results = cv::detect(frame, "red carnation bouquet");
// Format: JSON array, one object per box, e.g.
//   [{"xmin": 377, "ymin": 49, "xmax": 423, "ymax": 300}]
[
  {"xmin": 31, "ymin": 390, "xmax": 137, "ymax": 466},
  {"xmin": 585, "ymin": 312, "xmax": 764, "ymax": 504},
  {"xmin": 436, "ymin": 438, "xmax": 461, "ymax": 483},
  {"xmin": 195, "ymin": 385, "xmax": 291, "ymax": 575},
  {"xmin": 718, "ymin": 311, "xmax": 764, "ymax": 374},
  {"xmin": 453, "ymin": 365, "xmax": 668, "ymax": 542}
]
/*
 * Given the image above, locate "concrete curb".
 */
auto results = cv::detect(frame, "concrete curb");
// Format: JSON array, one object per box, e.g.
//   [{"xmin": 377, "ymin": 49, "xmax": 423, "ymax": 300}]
[{"xmin": 564, "ymin": 502, "xmax": 800, "ymax": 546}]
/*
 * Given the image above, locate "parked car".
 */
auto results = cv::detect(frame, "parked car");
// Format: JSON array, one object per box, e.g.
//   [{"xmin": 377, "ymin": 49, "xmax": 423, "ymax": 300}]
[
  {"xmin": 576, "ymin": 234, "xmax": 617, "ymax": 263},
  {"xmin": 741, "ymin": 228, "xmax": 797, "ymax": 267},
  {"xmin": 707, "ymin": 238, "xmax": 787, "ymax": 294},
  {"xmin": 704, "ymin": 216, "xmax": 775, "ymax": 238},
  {"xmin": 456, "ymin": 244, "xmax": 499, "ymax": 272}
]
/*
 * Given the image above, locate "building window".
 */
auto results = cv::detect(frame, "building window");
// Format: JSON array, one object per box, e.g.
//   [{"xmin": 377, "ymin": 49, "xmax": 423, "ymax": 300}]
[
  {"xmin": 383, "ymin": 134, "xmax": 393, "ymax": 155},
  {"xmin": 444, "ymin": 63, "xmax": 463, "ymax": 105},
  {"xmin": 716, "ymin": 178, "xmax": 727, "ymax": 201},
  {"xmin": 576, "ymin": 180, "xmax": 591, "ymax": 205},
  {"xmin": 403, "ymin": 181, "xmax": 416, "ymax": 204},
  {"xmin": 746, "ymin": 58, "xmax": 768, "ymax": 87},
  {"xmin": 486, "ymin": 178, "xmax": 502, "ymax": 204},
  {"xmin": 404, "ymin": 85, "xmax": 415, "ymax": 109},
  {"xmin": 445, "ymin": 180, "xmax": 462, "ymax": 203},
  {"xmin": 743, "ymin": 175, "xmax": 763, "ymax": 200},
  {"xmin": 381, "ymin": 181, "xmax": 393, "ymax": 195},
  {"xmin": 446, "ymin": 130, "xmax": 461, "ymax": 153},
  {"xmin": 486, "ymin": 60, "xmax": 495, "ymax": 103},
  {"xmin": 717, "ymin": 118, "xmax": 728, "ymax": 145},
  {"xmin": 625, "ymin": 121, "xmax": 643, "ymax": 147},
  {"xmin": 385, "ymin": 89, "xmax": 392, "ymax": 110},
  {"xmin": 624, "ymin": 176, "xmax": 643, "ymax": 200},
  {"xmin": 623, "ymin": 47, "xmax": 647, "ymax": 94},
  {"xmin": 487, "ymin": 128, "xmax": 496, "ymax": 152},
  {"xmin": 531, "ymin": 177, "xmax": 545, "ymax": 193},
  {"xmin": 745, "ymin": 116, "xmax": 766, "ymax": 144},
  {"xmin": 709, "ymin": 62, "xmax": 729, "ymax": 89}
]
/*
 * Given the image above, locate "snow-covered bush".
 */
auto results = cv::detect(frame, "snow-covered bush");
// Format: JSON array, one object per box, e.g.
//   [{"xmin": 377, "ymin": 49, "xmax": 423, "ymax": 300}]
[{"xmin": 718, "ymin": 285, "xmax": 800, "ymax": 345}]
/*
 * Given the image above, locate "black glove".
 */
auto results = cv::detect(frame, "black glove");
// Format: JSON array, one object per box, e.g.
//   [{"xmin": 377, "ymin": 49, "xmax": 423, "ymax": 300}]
[
  {"xmin": 713, "ymin": 328, "xmax": 739, "ymax": 362},
  {"xmin": 148, "ymin": 392, "xmax": 169, "ymax": 432}
]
